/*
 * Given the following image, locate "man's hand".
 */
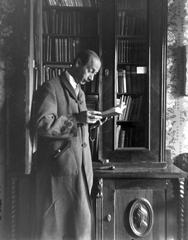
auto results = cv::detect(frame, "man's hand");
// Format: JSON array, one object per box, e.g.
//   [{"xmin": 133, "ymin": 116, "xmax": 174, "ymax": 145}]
[
  {"xmin": 74, "ymin": 111, "xmax": 102, "ymax": 124},
  {"xmin": 115, "ymin": 102, "xmax": 126, "ymax": 114}
]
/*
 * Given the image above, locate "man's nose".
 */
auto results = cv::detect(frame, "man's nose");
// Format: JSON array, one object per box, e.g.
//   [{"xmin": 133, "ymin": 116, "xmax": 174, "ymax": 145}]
[{"xmin": 89, "ymin": 74, "xmax": 94, "ymax": 81}]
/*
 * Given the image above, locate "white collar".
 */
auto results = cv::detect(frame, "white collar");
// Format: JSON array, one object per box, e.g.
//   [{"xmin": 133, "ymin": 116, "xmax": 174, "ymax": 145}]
[{"xmin": 65, "ymin": 70, "xmax": 78, "ymax": 90}]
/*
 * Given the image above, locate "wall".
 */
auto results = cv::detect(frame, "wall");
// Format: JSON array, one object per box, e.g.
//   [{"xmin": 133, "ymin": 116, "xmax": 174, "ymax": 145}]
[
  {"xmin": 0, "ymin": 1, "xmax": 29, "ymax": 239},
  {"xmin": 166, "ymin": 0, "xmax": 188, "ymax": 169}
]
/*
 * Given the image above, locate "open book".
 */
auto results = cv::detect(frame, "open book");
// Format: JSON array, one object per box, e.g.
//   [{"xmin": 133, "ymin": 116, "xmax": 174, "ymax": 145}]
[
  {"xmin": 100, "ymin": 106, "xmax": 124, "ymax": 118},
  {"xmin": 92, "ymin": 104, "xmax": 126, "ymax": 118},
  {"xmin": 90, "ymin": 103, "xmax": 126, "ymax": 119}
]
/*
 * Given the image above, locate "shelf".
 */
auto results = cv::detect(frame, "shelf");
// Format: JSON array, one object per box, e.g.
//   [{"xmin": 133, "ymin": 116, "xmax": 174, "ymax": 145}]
[{"xmin": 43, "ymin": 34, "xmax": 99, "ymax": 37}]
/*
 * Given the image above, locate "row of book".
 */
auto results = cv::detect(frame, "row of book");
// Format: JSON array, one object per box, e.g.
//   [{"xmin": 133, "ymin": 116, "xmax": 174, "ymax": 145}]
[
  {"xmin": 117, "ymin": 39, "xmax": 147, "ymax": 63},
  {"xmin": 34, "ymin": 65, "xmax": 99, "ymax": 94},
  {"xmin": 44, "ymin": 66, "xmax": 98, "ymax": 93},
  {"xmin": 43, "ymin": 36, "xmax": 99, "ymax": 62},
  {"xmin": 117, "ymin": 0, "xmax": 147, "ymax": 9},
  {"xmin": 45, "ymin": 0, "xmax": 99, "ymax": 7},
  {"xmin": 43, "ymin": 10, "xmax": 98, "ymax": 35},
  {"xmin": 32, "ymin": 67, "xmax": 67, "ymax": 90},
  {"xmin": 117, "ymin": 12, "xmax": 146, "ymax": 36},
  {"xmin": 117, "ymin": 95, "xmax": 144, "ymax": 121},
  {"xmin": 117, "ymin": 66, "xmax": 146, "ymax": 93},
  {"xmin": 116, "ymin": 125, "xmax": 146, "ymax": 148},
  {"xmin": 44, "ymin": 65, "xmax": 69, "ymax": 81}
]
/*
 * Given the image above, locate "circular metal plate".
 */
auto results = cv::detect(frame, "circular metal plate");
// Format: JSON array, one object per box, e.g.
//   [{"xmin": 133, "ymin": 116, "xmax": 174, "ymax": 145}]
[{"xmin": 129, "ymin": 198, "xmax": 154, "ymax": 237}]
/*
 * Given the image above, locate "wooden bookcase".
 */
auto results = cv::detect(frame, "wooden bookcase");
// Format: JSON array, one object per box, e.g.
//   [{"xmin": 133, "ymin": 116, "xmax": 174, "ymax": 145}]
[
  {"xmin": 99, "ymin": 0, "xmax": 167, "ymax": 165},
  {"xmin": 34, "ymin": 0, "xmax": 101, "ymax": 89},
  {"xmin": 32, "ymin": 0, "xmax": 167, "ymax": 166},
  {"xmin": 115, "ymin": 0, "xmax": 148, "ymax": 150},
  {"xmin": 32, "ymin": 0, "xmax": 102, "ymax": 161}
]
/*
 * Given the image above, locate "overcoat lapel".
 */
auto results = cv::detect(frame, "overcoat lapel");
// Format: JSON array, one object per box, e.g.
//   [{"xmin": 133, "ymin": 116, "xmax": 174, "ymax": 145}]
[{"xmin": 60, "ymin": 72, "xmax": 77, "ymax": 100}]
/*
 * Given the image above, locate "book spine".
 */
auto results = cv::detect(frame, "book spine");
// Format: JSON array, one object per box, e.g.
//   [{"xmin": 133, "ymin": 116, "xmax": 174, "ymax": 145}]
[{"xmin": 118, "ymin": 129, "xmax": 125, "ymax": 148}]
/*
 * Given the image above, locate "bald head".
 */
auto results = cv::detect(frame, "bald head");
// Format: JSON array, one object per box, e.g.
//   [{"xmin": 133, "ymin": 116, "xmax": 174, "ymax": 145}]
[{"xmin": 73, "ymin": 50, "xmax": 101, "ymax": 66}]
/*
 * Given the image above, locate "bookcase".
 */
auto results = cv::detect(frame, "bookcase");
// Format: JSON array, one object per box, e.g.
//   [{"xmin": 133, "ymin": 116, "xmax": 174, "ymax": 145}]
[
  {"xmin": 100, "ymin": 0, "xmax": 167, "ymax": 165},
  {"xmin": 32, "ymin": 0, "xmax": 167, "ymax": 165},
  {"xmin": 34, "ymin": 0, "xmax": 101, "ymax": 88},
  {"xmin": 115, "ymin": 0, "xmax": 148, "ymax": 149},
  {"xmin": 33, "ymin": 0, "xmax": 102, "ymax": 160},
  {"xmin": 31, "ymin": 0, "xmax": 168, "ymax": 165}
]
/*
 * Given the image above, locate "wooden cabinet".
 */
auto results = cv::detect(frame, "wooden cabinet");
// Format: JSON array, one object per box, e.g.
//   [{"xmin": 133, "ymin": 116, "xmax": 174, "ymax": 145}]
[{"xmin": 92, "ymin": 164, "xmax": 187, "ymax": 240}]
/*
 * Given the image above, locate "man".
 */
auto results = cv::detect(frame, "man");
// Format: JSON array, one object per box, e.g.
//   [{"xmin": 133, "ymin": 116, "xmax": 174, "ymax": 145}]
[{"xmin": 34, "ymin": 50, "xmax": 102, "ymax": 240}]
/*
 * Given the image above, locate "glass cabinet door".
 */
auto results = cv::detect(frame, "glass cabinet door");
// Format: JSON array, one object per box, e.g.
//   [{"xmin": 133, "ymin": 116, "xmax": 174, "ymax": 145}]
[
  {"xmin": 115, "ymin": 0, "xmax": 148, "ymax": 150},
  {"xmin": 100, "ymin": 0, "xmax": 167, "ymax": 164}
]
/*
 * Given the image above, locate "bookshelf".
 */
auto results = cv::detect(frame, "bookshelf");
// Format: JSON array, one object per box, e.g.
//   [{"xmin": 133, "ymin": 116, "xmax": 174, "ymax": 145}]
[
  {"xmin": 101, "ymin": 0, "xmax": 167, "ymax": 164},
  {"xmin": 32, "ymin": 0, "xmax": 167, "ymax": 164},
  {"xmin": 33, "ymin": 0, "xmax": 102, "ymax": 161},
  {"xmin": 34, "ymin": 0, "xmax": 101, "ymax": 89},
  {"xmin": 115, "ymin": 0, "xmax": 148, "ymax": 150}
]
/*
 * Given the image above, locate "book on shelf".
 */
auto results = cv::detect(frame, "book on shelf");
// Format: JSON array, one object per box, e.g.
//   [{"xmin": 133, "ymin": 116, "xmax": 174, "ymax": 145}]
[
  {"xmin": 116, "ymin": 125, "xmax": 121, "ymax": 148},
  {"xmin": 45, "ymin": 0, "xmax": 99, "ymax": 7},
  {"xmin": 117, "ymin": 40, "xmax": 147, "ymax": 64},
  {"xmin": 117, "ymin": 11, "xmax": 143, "ymax": 37},
  {"xmin": 44, "ymin": 65, "xmax": 70, "ymax": 81},
  {"xmin": 117, "ymin": 0, "xmax": 146, "ymax": 10},
  {"xmin": 117, "ymin": 95, "xmax": 144, "ymax": 121},
  {"xmin": 125, "ymin": 65, "xmax": 131, "ymax": 92},
  {"xmin": 135, "ymin": 95, "xmax": 143, "ymax": 120},
  {"xmin": 44, "ymin": 36, "xmax": 98, "ymax": 63},
  {"xmin": 117, "ymin": 69, "xmax": 127, "ymax": 93},
  {"xmin": 130, "ymin": 65, "xmax": 137, "ymax": 93},
  {"xmin": 124, "ymin": 128, "xmax": 129, "ymax": 147},
  {"xmin": 43, "ymin": 11, "xmax": 49, "ymax": 33},
  {"xmin": 124, "ymin": 95, "xmax": 132, "ymax": 120},
  {"xmin": 117, "ymin": 127, "xmax": 134, "ymax": 148},
  {"xmin": 118, "ymin": 129, "xmax": 125, "ymax": 148},
  {"xmin": 43, "ymin": 9, "xmax": 97, "ymax": 35}
]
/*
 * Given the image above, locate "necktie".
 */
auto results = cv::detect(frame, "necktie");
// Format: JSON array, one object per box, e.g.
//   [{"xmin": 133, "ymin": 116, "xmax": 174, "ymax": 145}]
[{"xmin": 75, "ymin": 84, "xmax": 79, "ymax": 97}]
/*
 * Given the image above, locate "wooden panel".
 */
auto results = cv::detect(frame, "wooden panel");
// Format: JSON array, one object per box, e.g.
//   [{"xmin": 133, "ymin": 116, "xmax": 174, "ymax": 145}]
[
  {"xmin": 115, "ymin": 189, "xmax": 155, "ymax": 240},
  {"xmin": 98, "ymin": 179, "xmax": 179, "ymax": 240},
  {"xmin": 103, "ymin": 180, "xmax": 115, "ymax": 240}
]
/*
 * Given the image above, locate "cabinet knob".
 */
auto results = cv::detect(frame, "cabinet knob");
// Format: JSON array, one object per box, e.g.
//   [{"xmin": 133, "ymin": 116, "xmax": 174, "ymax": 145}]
[
  {"xmin": 106, "ymin": 214, "xmax": 112, "ymax": 222},
  {"xmin": 104, "ymin": 69, "xmax": 109, "ymax": 76}
]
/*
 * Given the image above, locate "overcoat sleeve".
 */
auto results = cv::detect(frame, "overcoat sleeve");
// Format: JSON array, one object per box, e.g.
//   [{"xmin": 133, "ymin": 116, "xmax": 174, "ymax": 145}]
[{"xmin": 35, "ymin": 80, "xmax": 77, "ymax": 139}]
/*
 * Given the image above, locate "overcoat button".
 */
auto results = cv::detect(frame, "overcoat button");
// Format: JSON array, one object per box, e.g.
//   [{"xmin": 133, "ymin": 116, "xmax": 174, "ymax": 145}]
[{"xmin": 82, "ymin": 143, "xmax": 87, "ymax": 148}]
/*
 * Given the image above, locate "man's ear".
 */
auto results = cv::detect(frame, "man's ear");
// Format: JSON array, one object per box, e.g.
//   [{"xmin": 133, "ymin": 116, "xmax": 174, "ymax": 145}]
[{"xmin": 75, "ymin": 58, "xmax": 82, "ymax": 67}]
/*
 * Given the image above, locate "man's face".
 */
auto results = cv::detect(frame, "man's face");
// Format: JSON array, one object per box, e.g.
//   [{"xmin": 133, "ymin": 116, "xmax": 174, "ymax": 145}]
[{"xmin": 75, "ymin": 57, "xmax": 101, "ymax": 85}]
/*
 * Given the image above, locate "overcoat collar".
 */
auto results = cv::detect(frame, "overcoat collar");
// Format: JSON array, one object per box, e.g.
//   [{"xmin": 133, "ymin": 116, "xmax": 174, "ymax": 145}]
[{"xmin": 59, "ymin": 72, "xmax": 78, "ymax": 100}]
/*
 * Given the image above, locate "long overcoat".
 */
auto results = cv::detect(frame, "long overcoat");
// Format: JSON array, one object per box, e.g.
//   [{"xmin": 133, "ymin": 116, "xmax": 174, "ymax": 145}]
[{"xmin": 34, "ymin": 72, "xmax": 94, "ymax": 240}]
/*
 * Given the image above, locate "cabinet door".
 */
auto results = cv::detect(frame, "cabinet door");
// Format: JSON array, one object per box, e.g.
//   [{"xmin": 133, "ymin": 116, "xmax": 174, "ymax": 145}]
[
  {"xmin": 100, "ymin": 0, "xmax": 167, "ymax": 163},
  {"xmin": 95, "ymin": 179, "xmax": 178, "ymax": 240}
]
